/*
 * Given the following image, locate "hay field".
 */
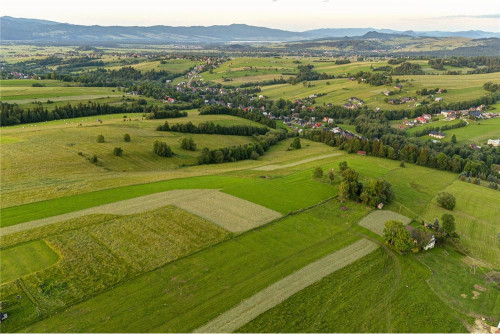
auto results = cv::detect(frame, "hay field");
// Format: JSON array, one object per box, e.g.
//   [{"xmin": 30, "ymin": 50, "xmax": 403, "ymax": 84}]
[
  {"xmin": 195, "ymin": 238, "xmax": 378, "ymax": 333},
  {"xmin": 254, "ymin": 152, "xmax": 342, "ymax": 171},
  {"xmin": 358, "ymin": 210, "xmax": 411, "ymax": 236},
  {"xmin": 1, "ymin": 189, "xmax": 282, "ymax": 235},
  {"xmin": 0, "ymin": 205, "xmax": 229, "ymax": 332}
]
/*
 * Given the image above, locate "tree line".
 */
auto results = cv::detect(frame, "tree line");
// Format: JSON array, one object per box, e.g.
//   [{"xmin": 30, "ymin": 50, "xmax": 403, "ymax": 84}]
[
  {"xmin": 0, "ymin": 101, "xmax": 156, "ymax": 126},
  {"xmin": 199, "ymin": 105, "xmax": 276, "ymax": 128},
  {"xmin": 302, "ymin": 129, "xmax": 500, "ymax": 178},
  {"xmin": 197, "ymin": 130, "xmax": 289, "ymax": 164},
  {"xmin": 157, "ymin": 121, "xmax": 269, "ymax": 136}
]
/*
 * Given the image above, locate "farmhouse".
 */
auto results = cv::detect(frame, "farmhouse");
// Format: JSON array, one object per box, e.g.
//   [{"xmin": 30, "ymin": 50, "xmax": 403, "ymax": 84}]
[
  {"xmin": 429, "ymin": 131, "xmax": 445, "ymax": 139},
  {"xmin": 435, "ymin": 97, "xmax": 443, "ymax": 102}
]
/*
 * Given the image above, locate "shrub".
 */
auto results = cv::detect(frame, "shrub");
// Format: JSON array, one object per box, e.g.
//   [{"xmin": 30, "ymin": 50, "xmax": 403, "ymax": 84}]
[
  {"xmin": 96, "ymin": 135, "xmax": 105, "ymax": 143},
  {"xmin": 290, "ymin": 137, "xmax": 301, "ymax": 149},
  {"xmin": 113, "ymin": 147, "xmax": 123, "ymax": 156},
  {"xmin": 250, "ymin": 151, "xmax": 260, "ymax": 160},
  {"xmin": 89, "ymin": 154, "xmax": 98, "ymax": 163},
  {"xmin": 400, "ymin": 160, "xmax": 405, "ymax": 168},
  {"xmin": 153, "ymin": 141, "xmax": 173, "ymax": 157},
  {"xmin": 339, "ymin": 161, "xmax": 348, "ymax": 171},
  {"xmin": 123, "ymin": 133, "xmax": 131, "ymax": 142},
  {"xmin": 489, "ymin": 182, "xmax": 499, "ymax": 190},
  {"xmin": 313, "ymin": 167, "xmax": 323, "ymax": 178},
  {"xmin": 436, "ymin": 191, "xmax": 456, "ymax": 210},
  {"xmin": 180, "ymin": 137, "xmax": 196, "ymax": 151}
]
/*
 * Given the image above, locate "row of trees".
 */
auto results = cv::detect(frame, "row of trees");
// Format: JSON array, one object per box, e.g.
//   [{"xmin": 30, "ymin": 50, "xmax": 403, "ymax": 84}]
[
  {"xmin": 145, "ymin": 109, "xmax": 188, "ymax": 119},
  {"xmin": 197, "ymin": 130, "xmax": 289, "ymax": 164},
  {"xmin": 302, "ymin": 129, "xmax": 500, "ymax": 178},
  {"xmin": 199, "ymin": 105, "xmax": 276, "ymax": 128},
  {"xmin": 0, "ymin": 101, "xmax": 156, "ymax": 126},
  {"xmin": 157, "ymin": 121, "xmax": 269, "ymax": 136}
]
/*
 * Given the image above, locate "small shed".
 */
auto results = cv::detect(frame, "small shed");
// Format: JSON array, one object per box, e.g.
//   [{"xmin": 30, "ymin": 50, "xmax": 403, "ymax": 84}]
[{"xmin": 377, "ymin": 203, "xmax": 384, "ymax": 210}]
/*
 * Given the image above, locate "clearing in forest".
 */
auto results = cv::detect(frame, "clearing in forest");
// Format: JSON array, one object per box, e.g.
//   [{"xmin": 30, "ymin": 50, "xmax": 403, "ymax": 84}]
[
  {"xmin": 254, "ymin": 153, "xmax": 342, "ymax": 171},
  {"xmin": 1, "ymin": 189, "xmax": 282, "ymax": 235},
  {"xmin": 358, "ymin": 210, "xmax": 411, "ymax": 236},
  {"xmin": 194, "ymin": 238, "xmax": 378, "ymax": 333}
]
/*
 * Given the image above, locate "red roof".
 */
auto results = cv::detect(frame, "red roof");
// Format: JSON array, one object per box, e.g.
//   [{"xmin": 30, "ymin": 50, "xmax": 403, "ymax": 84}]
[{"xmin": 357, "ymin": 151, "xmax": 366, "ymax": 155}]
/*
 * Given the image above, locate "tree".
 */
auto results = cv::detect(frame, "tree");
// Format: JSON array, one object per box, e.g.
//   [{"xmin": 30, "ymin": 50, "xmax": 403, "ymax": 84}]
[
  {"xmin": 433, "ymin": 218, "xmax": 440, "ymax": 232},
  {"xmin": 153, "ymin": 141, "xmax": 173, "ymax": 157},
  {"xmin": 441, "ymin": 213, "xmax": 456, "ymax": 236},
  {"xmin": 328, "ymin": 169, "xmax": 335, "ymax": 183},
  {"xmin": 338, "ymin": 181, "xmax": 349, "ymax": 203},
  {"xmin": 383, "ymin": 220, "xmax": 413, "ymax": 254},
  {"xmin": 400, "ymin": 160, "xmax": 405, "ymax": 168},
  {"xmin": 339, "ymin": 161, "xmax": 348, "ymax": 172},
  {"xmin": 123, "ymin": 133, "xmax": 131, "ymax": 142},
  {"xmin": 180, "ymin": 137, "xmax": 196, "ymax": 151},
  {"xmin": 451, "ymin": 134, "xmax": 457, "ymax": 144},
  {"xmin": 436, "ymin": 192, "xmax": 456, "ymax": 210},
  {"xmin": 250, "ymin": 151, "xmax": 260, "ymax": 160},
  {"xmin": 290, "ymin": 137, "xmax": 301, "ymax": 149},
  {"xmin": 313, "ymin": 167, "xmax": 323, "ymax": 178},
  {"xmin": 96, "ymin": 134, "xmax": 105, "ymax": 143},
  {"xmin": 113, "ymin": 147, "xmax": 123, "ymax": 156},
  {"xmin": 360, "ymin": 178, "xmax": 395, "ymax": 207}
]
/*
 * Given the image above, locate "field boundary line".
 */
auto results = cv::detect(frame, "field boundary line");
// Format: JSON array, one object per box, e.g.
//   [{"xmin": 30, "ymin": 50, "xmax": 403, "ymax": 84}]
[{"xmin": 194, "ymin": 238, "xmax": 379, "ymax": 333}]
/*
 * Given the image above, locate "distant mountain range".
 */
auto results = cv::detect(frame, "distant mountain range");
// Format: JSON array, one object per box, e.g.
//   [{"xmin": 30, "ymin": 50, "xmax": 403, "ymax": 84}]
[{"xmin": 1, "ymin": 16, "xmax": 499, "ymax": 43}]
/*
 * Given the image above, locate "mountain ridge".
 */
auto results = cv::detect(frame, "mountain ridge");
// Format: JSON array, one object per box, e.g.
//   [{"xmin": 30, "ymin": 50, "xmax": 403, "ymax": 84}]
[{"xmin": 1, "ymin": 16, "xmax": 499, "ymax": 43}]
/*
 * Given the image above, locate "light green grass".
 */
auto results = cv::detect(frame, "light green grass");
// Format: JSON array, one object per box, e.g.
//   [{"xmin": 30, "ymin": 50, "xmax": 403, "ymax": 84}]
[
  {"xmin": 0, "ymin": 240, "xmax": 59, "ymax": 282},
  {"xmin": 421, "ymin": 180, "xmax": 500, "ymax": 268},
  {"xmin": 238, "ymin": 248, "xmax": 469, "ymax": 333}
]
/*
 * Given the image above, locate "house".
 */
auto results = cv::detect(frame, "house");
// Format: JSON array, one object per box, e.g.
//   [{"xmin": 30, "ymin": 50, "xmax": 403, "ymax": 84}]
[
  {"xmin": 424, "ymin": 235, "xmax": 436, "ymax": 250},
  {"xmin": 470, "ymin": 111, "xmax": 483, "ymax": 119},
  {"xmin": 487, "ymin": 139, "xmax": 500, "ymax": 147},
  {"xmin": 357, "ymin": 151, "xmax": 366, "ymax": 156},
  {"xmin": 429, "ymin": 131, "xmax": 445, "ymax": 139},
  {"xmin": 377, "ymin": 203, "xmax": 384, "ymax": 210},
  {"xmin": 383, "ymin": 90, "xmax": 392, "ymax": 96},
  {"xmin": 435, "ymin": 97, "xmax": 443, "ymax": 102},
  {"xmin": 394, "ymin": 84, "xmax": 403, "ymax": 90},
  {"xmin": 415, "ymin": 116, "xmax": 427, "ymax": 124},
  {"xmin": 422, "ymin": 114, "xmax": 432, "ymax": 120}
]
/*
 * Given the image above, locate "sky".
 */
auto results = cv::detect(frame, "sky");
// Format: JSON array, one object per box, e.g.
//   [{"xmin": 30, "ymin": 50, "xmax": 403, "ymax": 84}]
[{"xmin": 2, "ymin": 0, "xmax": 500, "ymax": 31}]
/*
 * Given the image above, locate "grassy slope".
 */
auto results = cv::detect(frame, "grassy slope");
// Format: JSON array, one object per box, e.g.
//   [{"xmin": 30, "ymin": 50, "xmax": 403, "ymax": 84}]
[
  {"xmin": 421, "ymin": 180, "xmax": 500, "ymax": 268},
  {"xmin": 238, "ymin": 249, "xmax": 469, "ymax": 333}
]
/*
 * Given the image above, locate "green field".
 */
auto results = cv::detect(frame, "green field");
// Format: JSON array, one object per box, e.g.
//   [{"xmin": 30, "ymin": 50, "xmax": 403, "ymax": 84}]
[{"xmin": 0, "ymin": 240, "xmax": 59, "ymax": 283}]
